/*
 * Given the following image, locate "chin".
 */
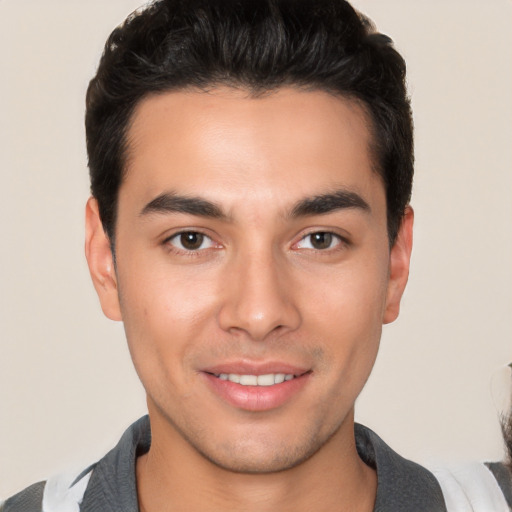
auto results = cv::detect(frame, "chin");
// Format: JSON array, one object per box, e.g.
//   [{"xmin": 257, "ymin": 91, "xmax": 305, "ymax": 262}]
[
  {"xmin": 188, "ymin": 420, "xmax": 342, "ymax": 475},
  {"xmin": 196, "ymin": 443, "xmax": 319, "ymax": 474}
]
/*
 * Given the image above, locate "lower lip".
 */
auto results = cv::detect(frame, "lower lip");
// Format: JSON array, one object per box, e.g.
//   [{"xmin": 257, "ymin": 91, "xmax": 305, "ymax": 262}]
[{"xmin": 203, "ymin": 373, "xmax": 311, "ymax": 412}]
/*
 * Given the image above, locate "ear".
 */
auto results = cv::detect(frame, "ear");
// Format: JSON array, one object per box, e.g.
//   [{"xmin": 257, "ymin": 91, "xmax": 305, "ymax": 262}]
[
  {"xmin": 383, "ymin": 206, "xmax": 414, "ymax": 324},
  {"xmin": 85, "ymin": 197, "xmax": 122, "ymax": 321}
]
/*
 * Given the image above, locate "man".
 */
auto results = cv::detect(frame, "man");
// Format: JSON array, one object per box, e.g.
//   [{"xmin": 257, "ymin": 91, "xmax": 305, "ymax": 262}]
[
  {"xmin": 0, "ymin": 0, "xmax": 508, "ymax": 511},
  {"xmin": 430, "ymin": 405, "xmax": 512, "ymax": 511},
  {"xmin": 485, "ymin": 413, "xmax": 512, "ymax": 508},
  {"xmin": 484, "ymin": 383, "xmax": 512, "ymax": 508}
]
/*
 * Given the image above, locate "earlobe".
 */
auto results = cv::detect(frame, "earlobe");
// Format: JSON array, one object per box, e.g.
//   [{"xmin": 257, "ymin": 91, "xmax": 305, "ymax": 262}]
[
  {"xmin": 84, "ymin": 197, "xmax": 122, "ymax": 321},
  {"xmin": 383, "ymin": 206, "xmax": 414, "ymax": 324}
]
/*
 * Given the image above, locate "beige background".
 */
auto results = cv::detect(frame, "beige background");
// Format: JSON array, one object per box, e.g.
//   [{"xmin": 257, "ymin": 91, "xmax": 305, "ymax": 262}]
[{"xmin": 1, "ymin": 0, "xmax": 511, "ymax": 499}]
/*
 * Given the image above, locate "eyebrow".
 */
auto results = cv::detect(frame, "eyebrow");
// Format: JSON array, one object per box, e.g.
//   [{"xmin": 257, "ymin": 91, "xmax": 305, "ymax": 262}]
[
  {"xmin": 140, "ymin": 189, "xmax": 370, "ymax": 221},
  {"xmin": 290, "ymin": 190, "xmax": 370, "ymax": 217},
  {"xmin": 140, "ymin": 192, "xmax": 228, "ymax": 220}
]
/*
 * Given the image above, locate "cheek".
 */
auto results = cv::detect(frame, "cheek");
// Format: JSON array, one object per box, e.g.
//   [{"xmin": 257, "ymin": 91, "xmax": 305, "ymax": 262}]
[
  {"xmin": 301, "ymin": 256, "xmax": 388, "ymax": 376},
  {"xmin": 304, "ymin": 255, "xmax": 389, "ymax": 329},
  {"xmin": 116, "ymin": 261, "xmax": 220, "ymax": 378}
]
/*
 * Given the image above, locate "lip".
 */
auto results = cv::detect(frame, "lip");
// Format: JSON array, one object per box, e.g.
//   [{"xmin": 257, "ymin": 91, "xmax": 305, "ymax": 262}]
[
  {"xmin": 201, "ymin": 361, "xmax": 311, "ymax": 412},
  {"xmin": 203, "ymin": 361, "xmax": 310, "ymax": 376}
]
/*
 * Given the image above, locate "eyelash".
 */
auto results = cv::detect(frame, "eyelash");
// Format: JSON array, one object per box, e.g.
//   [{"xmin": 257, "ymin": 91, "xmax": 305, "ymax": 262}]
[
  {"xmin": 163, "ymin": 229, "xmax": 348, "ymax": 256},
  {"xmin": 294, "ymin": 231, "xmax": 348, "ymax": 252},
  {"xmin": 164, "ymin": 230, "xmax": 219, "ymax": 255}
]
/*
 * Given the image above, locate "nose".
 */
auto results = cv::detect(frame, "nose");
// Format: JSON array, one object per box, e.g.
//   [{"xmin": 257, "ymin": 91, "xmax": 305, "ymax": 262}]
[{"xmin": 217, "ymin": 250, "xmax": 301, "ymax": 341}]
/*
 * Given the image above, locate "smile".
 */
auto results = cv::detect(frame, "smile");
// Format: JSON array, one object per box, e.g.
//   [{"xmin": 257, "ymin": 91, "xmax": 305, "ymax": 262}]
[
  {"xmin": 204, "ymin": 368, "xmax": 311, "ymax": 411},
  {"xmin": 213, "ymin": 373, "xmax": 296, "ymax": 386}
]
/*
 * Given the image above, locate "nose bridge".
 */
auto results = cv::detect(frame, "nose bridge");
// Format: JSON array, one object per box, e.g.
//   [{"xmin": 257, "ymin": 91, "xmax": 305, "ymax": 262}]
[{"xmin": 218, "ymin": 242, "xmax": 301, "ymax": 340}]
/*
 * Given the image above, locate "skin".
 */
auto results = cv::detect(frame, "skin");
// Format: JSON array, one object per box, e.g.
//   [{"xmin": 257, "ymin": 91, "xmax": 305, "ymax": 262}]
[{"xmin": 85, "ymin": 87, "xmax": 413, "ymax": 512}]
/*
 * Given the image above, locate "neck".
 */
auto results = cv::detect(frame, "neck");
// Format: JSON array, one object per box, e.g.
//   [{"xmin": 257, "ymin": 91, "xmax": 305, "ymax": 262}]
[{"xmin": 136, "ymin": 410, "xmax": 377, "ymax": 512}]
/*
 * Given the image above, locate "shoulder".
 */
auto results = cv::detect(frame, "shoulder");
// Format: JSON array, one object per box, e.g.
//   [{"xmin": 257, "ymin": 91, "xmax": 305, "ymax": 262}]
[
  {"xmin": 1, "ymin": 481, "xmax": 46, "ymax": 512},
  {"xmin": 355, "ymin": 424, "xmax": 447, "ymax": 511},
  {"xmin": 486, "ymin": 462, "xmax": 512, "ymax": 510},
  {"xmin": 1, "ymin": 465, "xmax": 94, "ymax": 512},
  {"xmin": 1, "ymin": 416, "xmax": 149, "ymax": 512},
  {"xmin": 430, "ymin": 461, "xmax": 512, "ymax": 512}
]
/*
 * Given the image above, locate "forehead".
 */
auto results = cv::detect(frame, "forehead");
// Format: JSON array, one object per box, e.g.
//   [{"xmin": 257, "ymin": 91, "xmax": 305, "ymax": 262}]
[{"xmin": 123, "ymin": 87, "xmax": 383, "ymax": 211}]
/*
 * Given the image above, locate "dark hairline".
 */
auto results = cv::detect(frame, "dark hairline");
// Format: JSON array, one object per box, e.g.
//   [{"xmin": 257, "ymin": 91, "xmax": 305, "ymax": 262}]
[
  {"xmin": 87, "ymin": 0, "xmax": 413, "ymax": 251},
  {"xmin": 117, "ymin": 84, "xmax": 390, "ymax": 243}
]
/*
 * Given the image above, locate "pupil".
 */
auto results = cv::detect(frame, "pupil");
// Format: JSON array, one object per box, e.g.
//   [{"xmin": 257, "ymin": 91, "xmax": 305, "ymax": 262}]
[
  {"xmin": 181, "ymin": 232, "xmax": 203, "ymax": 250},
  {"xmin": 312, "ymin": 232, "xmax": 332, "ymax": 249}
]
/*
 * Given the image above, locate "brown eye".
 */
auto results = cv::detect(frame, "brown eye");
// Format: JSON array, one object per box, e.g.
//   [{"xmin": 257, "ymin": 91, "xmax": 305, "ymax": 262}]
[
  {"xmin": 310, "ymin": 232, "xmax": 333, "ymax": 250},
  {"xmin": 296, "ymin": 231, "xmax": 342, "ymax": 251},
  {"xmin": 168, "ymin": 231, "xmax": 214, "ymax": 251},
  {"xmin": 180, "ymin": 232, "xmax": 204, "ymax": 250}
]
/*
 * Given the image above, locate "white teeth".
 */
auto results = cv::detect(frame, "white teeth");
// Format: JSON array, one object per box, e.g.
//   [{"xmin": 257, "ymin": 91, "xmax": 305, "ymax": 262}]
[
  {"xmin": 239, "ymin": 375, "xmax": 258, "ymax": 385},
  {"xmin": 257, "ymin": 374, "xmax": 275, "ymax": 386},
  {"xmin": 215, "ymin": 373, "xmax": 295, "ymax": 386}
]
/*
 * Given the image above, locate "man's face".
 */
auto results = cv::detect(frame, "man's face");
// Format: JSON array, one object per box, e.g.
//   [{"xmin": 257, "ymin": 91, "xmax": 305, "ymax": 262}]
[{"xmin": 86, "ymin": 87, "xmax": 412, "ymax": 473}]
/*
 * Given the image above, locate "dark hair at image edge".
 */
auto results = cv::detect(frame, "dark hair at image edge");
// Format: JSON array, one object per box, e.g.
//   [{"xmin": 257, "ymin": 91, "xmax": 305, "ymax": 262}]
[
  {"xmin": 503, "ymin": 409, "xmax": 512, "ymax": 471},
  {"xmin": 86, "ymin": 0, "xmax": 414, "ymax": 246}
]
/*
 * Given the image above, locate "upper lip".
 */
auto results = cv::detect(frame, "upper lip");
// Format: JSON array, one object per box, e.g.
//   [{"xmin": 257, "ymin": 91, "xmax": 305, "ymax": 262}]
[{"xmin": 201, "ymin": 360, "xmax": 311, "ymax": 376}]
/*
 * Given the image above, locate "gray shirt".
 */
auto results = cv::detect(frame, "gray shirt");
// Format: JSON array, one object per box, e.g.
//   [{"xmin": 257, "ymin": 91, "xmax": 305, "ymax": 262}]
[{"xmin": 2, "ymin": 415, "xmax": 448, "ymax": 511}]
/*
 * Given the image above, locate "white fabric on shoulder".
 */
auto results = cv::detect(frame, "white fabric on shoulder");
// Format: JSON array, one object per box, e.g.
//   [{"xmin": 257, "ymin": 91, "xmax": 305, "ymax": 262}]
[
  {"xmin": 431, "ymin": 461, "xmax": 509, "ymax": 512},
  {"xmin": 42, "ymin": 466, "xmax": 93, "ymax": 512}
]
